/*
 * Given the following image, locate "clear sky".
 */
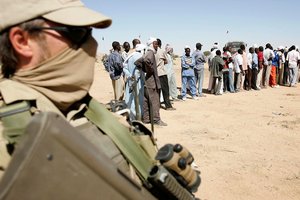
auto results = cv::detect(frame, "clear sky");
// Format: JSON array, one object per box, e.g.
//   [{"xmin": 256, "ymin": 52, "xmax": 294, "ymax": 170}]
[{"xmin": 82, "ymin": 0, "xmax": 300, "ymax": 55}]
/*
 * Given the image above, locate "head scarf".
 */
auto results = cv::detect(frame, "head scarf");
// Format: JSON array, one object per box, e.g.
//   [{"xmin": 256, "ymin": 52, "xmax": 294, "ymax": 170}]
[
  {"xmin": 147, "ymin": 37, "xmax": 157, "ymax": 46},
  {"xmin": 135, "ymin": 44, "xmax": 146, "ymax": 52},
  {"xmin": 146, "ymin": 37, "xmax": 157, "ymax": 52},
  {"xmin": 12, "ymin": 37, "xmax": 97, "ymax": 112},
  {"xmin": 165, "ymin": 44, "xmax": 173, "ymax": 53}
]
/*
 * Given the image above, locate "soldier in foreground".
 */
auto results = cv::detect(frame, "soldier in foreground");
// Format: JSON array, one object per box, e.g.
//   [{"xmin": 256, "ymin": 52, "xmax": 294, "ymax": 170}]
[{"xmin": 0, "ymin": 0, "xmax": 200, "ymax": 199}]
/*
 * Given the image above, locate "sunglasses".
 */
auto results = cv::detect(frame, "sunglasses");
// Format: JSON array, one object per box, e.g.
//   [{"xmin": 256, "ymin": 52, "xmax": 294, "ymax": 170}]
[{"xmin": 29, "ymin": 26, "xmax": 92, "ymax": 46}]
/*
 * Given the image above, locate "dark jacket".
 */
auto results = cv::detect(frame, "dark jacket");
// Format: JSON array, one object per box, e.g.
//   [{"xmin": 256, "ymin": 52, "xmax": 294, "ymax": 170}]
[
  {"xmin": 211, "ymin": 55, "xmax": 225, "ymax": 78},
  {"xmin": 134, "ymin": 49, "xmax": 161, "ymax": 90}
]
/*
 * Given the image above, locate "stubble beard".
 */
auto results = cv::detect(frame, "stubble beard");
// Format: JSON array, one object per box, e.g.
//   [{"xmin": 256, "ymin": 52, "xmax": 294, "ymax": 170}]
[{"xmin": 35, "ymin": 34, "xmax": 51, "ymax": 64}]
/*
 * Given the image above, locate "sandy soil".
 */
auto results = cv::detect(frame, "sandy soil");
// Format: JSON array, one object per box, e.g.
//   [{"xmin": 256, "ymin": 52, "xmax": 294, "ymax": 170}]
[{"xmin": 90, "ymin": 58, "xmax": 300, "ymax": 200}]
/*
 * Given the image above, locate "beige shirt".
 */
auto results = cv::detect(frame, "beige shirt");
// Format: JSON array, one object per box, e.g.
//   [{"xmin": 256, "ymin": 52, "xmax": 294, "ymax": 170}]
[{"xmin": 155, "ymin": 47, "xmax": 168, "ymax": 76}]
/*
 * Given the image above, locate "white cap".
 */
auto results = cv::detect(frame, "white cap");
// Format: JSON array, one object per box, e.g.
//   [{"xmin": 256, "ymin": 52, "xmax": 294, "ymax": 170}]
[
  {"xmin": 184, "ymin": 45, "xmax": 190, "ymax": 49},
  {"xmin": 135, "ymin": 44, "xmax": 146, "ymax": 51},
  {"xmin": 147, "ymin": 37, "xmax": 157, "ymax": 46},
  {"xmin": 213, "ymin": 42, "xmax": 219, "ymax": 48},
  {"xmin": 253, "ymin": 44, "xmax": 258, "ymax": 48}
]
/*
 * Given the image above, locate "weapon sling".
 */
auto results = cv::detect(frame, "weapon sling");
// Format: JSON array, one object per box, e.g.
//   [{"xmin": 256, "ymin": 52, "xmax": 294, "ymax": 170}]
[{"xmin": 84, "ymin": 98, "xmax": 156, "ymax": 182}]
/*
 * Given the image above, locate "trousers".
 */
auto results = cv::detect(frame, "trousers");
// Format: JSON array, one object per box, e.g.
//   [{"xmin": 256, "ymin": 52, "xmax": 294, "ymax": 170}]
[{"xmin": 159, "ymin": 75, "xmax": 172, "ymax": 108}]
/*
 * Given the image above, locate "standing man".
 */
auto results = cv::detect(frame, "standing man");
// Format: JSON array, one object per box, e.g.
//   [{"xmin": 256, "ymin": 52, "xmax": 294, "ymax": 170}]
[
  {"xmin": 107, "ymin": 41, "xmax": 125, "ymax": 100},
  {"xmin": 123, "ymin": 44, "xmax": 146, "ymax": 120},
  {"xmin": 164, "ymin": 44, "xmax": 178, "ymax": 100},
  {"xmin": 134, "ymin": 38, "xmax": 167, "ymax": 126},
  {"xmin": 240, "ymin": 44, "xmax": 248, "ymax": 90},
  {"xmin": 156, "ymin": 38, "xmax": 175, "ymax": 110},
  {"xmin": 192, "ymin": 43, "xmax": 206, "ymax": 97},
  {"xmin": 246, "ymin": 47, "xmax": 254, "ymax": 90},
  {"xmin": 181, "ymin": 46, "xmax": 198, "ymax": 100},
  {"xmin": 222, "ymin": 47, "xmax": 231, "ymax": 93},
  {"xmin": 270, "ymin": 49, "xmax": 280, "ymax": 88},
  {"xmin": 207, "ymin": 43, "xmax": 219, "ymax": 92},
  {"xmin": 130, "ymin": 38, "xmax": 141, "ymax": 54},
  {"xmin": 286, "ymin": 45, "xmax": 300, "ymax": 87},
  {"xmin": 263, "ymin": 43, "xmax": 275, "ymax": 88},
  {"xmin": 256, "ymin": 46, "xmax": 264, "ymax": 89},
  {"xmin": 225, "ymin": 46, "xmax": 235, "ymax": 93},
  {"xmin": 211, "ymin": 50, "xmax": 225, "ymax": 95},
  {"xmin": 283, "ymin": 47, "xmax": 290, "ymax": 86},
  {"xmin": 122, "ymin": 41, "xmax": 131, "ymax": 61},
  {"xmin": 233, "ymin": 49, "xmax": 244, "ymax": 92},
  {"xmin": 277, "ymin": 46, "xmax": 285, "ymax": 85},
  {"xmin": 252, "ymin": 48, "xmax": 259, "ymax": 90}
]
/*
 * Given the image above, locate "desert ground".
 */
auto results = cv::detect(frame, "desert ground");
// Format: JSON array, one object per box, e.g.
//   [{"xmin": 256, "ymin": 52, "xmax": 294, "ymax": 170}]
[{"xmin": 90, "ymin": 57, "xmax": 300, "ymax": 200}]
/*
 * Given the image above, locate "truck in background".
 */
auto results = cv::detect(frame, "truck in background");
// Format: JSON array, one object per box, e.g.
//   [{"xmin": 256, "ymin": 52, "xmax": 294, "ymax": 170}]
[{"xmin": 225, "ymin": 41, "xmax": 247, "ymax": 55}]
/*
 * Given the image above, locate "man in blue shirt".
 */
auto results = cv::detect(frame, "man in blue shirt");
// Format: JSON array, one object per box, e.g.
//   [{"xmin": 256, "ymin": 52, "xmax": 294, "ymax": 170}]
[
  {"xmin": 192, "ymin": 43, "xmax": 206, "ymax": 97},
  {"xmin": 270, "ymin": 50, "xmax": 280, "ymax": 88},
  {"xmin": 106, "ymin": 41, "xmax": 125, "ymax": 100},
  {"xmin": 181, "ymin": 46, "xmax": 198, "ymax": 100}
]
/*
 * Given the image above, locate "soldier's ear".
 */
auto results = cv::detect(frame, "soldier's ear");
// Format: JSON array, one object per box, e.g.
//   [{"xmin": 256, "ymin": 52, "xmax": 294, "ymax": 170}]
[{"xmin": 9, "ymin": 27, "xmax": 33, "ymax": 58}]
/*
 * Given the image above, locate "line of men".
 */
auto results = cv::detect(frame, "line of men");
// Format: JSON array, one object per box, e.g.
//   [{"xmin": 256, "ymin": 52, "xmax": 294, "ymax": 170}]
[
  {"xmin": 105, "ymin": 39, "xmax": 300, "ymax": 125},
  {"xmin": 206, "ymin": 43, "xmax": 300, "ymax": 96},
  {"xmin": 105, "ymin": 37, "xmax": 178, "ymax": 127}
]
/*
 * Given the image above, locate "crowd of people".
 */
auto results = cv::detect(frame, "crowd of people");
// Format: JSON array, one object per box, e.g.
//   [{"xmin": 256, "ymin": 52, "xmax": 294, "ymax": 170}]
[
  {"xmin": 104, "ymin": 39, "xmax": 300, "ymax": 126},
  {"xmin": 207, "ymin": 42, "xmax": 300, "ymax": 95},
  {"xmin": 105, "ymin": 37, "xmax": 172, "ymax": 126}
]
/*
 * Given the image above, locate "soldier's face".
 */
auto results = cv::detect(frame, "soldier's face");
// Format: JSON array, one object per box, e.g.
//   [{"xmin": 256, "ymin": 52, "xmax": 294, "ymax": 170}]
[
  {"xmin": 20, "ymin": 20, "xmax": 85, "ymax": 69},
  {"xmin": 11, "ymin": 19, "xmax": 95, "ymax": 71},
  {"xmin": 35, "ymin": 21, "xmax": 74, "ymax": 62}
]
